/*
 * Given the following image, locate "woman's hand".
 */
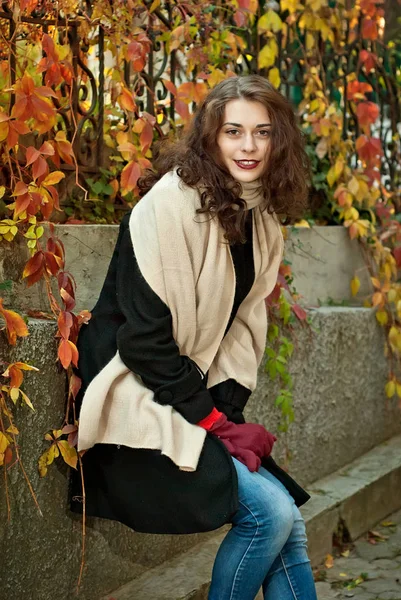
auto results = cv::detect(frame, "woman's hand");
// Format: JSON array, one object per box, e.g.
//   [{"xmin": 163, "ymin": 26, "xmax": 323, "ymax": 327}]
[{"xmin": 198, "ymin": 410, "xmax": 277, "ymax": 472}]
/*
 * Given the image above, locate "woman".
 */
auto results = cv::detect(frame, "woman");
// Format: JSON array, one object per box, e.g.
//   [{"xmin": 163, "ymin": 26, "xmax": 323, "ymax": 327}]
[{"xmin": 70, "ymin": 74, "xmax": 317, "ymax": 600}]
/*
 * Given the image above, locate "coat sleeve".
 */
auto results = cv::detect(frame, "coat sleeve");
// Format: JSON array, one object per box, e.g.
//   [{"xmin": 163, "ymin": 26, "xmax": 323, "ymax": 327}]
[{"xmin": 115, "ymin": 224, "xmax": 215, "ymax": 424}]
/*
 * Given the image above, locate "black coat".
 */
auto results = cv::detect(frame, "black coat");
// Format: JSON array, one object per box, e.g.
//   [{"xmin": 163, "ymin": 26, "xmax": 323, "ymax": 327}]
[{"xmin": 69, "ymin": 211, "xmax": 310, "ymax": 534}]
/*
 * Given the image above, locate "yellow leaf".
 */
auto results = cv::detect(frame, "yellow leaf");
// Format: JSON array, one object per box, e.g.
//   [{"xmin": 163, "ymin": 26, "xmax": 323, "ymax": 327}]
[
  {"xmin": 38, "ymin": 443, "xmax": 59, "ymax": 477},
  {"xmin": 339, "ymin": 573, "xmax": 348, "ymax": 577},
  {"xmin": 327, "ymin": 166, "xmax": 337, "ymax": 187},
  {"xmin": 385, "ymin": 380, "xmax": 395, "ymax": 398},
  {"xmin": 341, "ymin": 550, "xmax": 350, "ymax": 558},
  {"xmin": 10, "ymin": 387, "xmax": 19, "ymax": 402},
  {"xmin": 268, "ymin": 67, "xmax": 281, "ymax": 89},
  {"xmin": 0, "ymin": 186, "xmax": 5, "ymax": 199},
  {"xmin": 387, "ymin": 289, "xmax": 397, "ymax": 303},
  {"xmin": 348, "ymin": 176, "xmax": 359, "ymax": 197},
  {"xmin": 396, "ymin": 382, "xmax": 401, "ymax": 399},
  {"xmin": 257, "ymin": 10, "xmax": 283, "ymax": 34},
  {"xmin": 375, "ymin": 310, "xmax": 388, "ymax": 326},
  {"xmin": 350, "ymin": 276, "xmax": 360, "ymax": 297},
  {"xmin": 42, "ymin": 171, "xmax": 65, "ymax": 186},
  {"xmin": 149, "ymin": 0, "xmax": 161, "ymax": 12},
  {"xmin": 324, "ymin": 554, "xmax": 334, "ymax": 569},
  {"xmin": 0, "ymin": 431, "xmax": 9, "ymax": 454},
  {"xmin": 258, "ymin": 39, "xmax": 278, "ymax": 69},
  {"xmin": 6, "ymin": 425, "xmax": 19, "ymax": 435},
  {"xmin": 19, "ymin": 389, "xmax": 35, "ymax": 411},
  {"xmin": 281, "ymin": 0, "xmax": 302, "ymax": 13},
  {"xmin": 381, "ymin": 521, "xmax": 396, "ymax": 526},
  {"xmin": 57, "ymin": 440, "xmax": 78, "ymax": 469},
  {"xmin": 306, "ymin": 0, "xmax": 328, "ymax": 10}
]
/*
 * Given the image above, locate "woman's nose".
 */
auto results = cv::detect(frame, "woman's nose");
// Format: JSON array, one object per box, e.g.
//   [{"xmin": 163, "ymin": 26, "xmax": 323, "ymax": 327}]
[{"xmin": 241, "ymin": 134, "xmax": 257, "ymax": 153}]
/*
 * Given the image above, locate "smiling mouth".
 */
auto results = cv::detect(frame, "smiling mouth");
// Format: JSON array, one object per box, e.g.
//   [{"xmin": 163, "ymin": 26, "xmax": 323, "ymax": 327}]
[{"xmin": 234, "ymin": 160, "xmax": 260, "ymax": 169}]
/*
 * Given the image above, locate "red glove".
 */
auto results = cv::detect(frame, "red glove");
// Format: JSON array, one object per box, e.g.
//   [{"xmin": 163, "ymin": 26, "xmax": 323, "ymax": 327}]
[{"xmin": 198, "ymin": 409, "xmax": 277, "ymax": 472}]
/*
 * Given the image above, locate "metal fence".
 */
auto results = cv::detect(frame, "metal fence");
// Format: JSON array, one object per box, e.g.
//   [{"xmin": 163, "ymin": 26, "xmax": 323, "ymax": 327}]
[{"xmin": 1, "ymin": 0, "xmax": 400, "ymax": 206}]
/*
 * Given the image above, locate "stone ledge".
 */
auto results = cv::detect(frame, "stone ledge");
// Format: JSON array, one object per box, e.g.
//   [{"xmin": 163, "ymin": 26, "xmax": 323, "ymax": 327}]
[
  {"xmin": 102, "ymin": 434, "xmax": 401, "ymax": 600},
  {"xmin": 0, "ymin": 224, "xmax": 372, "ymax": 312}
]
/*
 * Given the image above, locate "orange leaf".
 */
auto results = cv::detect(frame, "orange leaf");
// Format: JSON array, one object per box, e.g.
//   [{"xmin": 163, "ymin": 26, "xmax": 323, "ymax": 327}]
[
  {"xmin": 0, "ymin": 299, "xmax": 29, "ymax": 345},
  {"xmin": 33, "ymin": 156, "xmax": 49, "ymax": 181},
  {"xmin": 25, "ymin": 146, "xmax": 41, "ymax": 166},
  {"xmin": 8, "ymin": 365, "xmax": 23, "ymax": 389},
  {"xmin": 58, "ymin": 339, "xmax": 72, "ymax": 369},
  {"xmin": 68, "ymin": 372, "xmax": 82, "ymax": 400},
  {"xmin": 118, "ymin": 87, "xmax": 137, "ymax": 112},
  {"xmin": 12, "ymin": 181, "xmax": 29, "ymax": 196},
  {"xmin": 68, "ymin": 340, "xmax": 79, "ymax": 367},
  {"xmin": 58, "ymin": 311, "xmax": 73, "ymax": 339},
  {"xmin": 140, "ymin": 122, "xmax": 153, "ymax": 154},
  {"xmin": 162, "ymin": 79, "xmax": 177, "ymax": 96},
  {"xmin": 121, "ymin": 161, "xmax": 141, "ymax": 195}
]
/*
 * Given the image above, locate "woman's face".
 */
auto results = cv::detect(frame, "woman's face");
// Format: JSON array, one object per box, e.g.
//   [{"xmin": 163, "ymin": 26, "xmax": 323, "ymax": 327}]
[{"xmin": 216, "ymin": 98, "xmax": 271, "ymax": 183}]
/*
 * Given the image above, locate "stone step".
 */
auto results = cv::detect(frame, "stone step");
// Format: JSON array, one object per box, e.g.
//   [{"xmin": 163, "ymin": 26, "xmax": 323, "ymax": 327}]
[{"xmin": 101, "ymin": 434, "xmax": 401, "ymax": 600}]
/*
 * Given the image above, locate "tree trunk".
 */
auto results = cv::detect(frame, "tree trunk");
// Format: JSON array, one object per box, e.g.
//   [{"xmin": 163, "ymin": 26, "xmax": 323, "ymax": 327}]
[{"xmin": 384, "ymin": 0, "xmax": 401, "ymax": 44}]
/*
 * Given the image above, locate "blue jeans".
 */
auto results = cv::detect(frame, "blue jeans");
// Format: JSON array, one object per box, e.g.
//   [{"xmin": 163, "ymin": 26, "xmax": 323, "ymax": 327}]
[{"xmin": 209, "ymin": 457, "xmax": 318, "ymax": 600}]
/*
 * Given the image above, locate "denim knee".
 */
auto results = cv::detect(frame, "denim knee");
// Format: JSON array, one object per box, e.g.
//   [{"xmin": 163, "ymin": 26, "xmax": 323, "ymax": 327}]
[{"xmin": 262, "ymin": 492, "xmax": 294, "ymax": 546}]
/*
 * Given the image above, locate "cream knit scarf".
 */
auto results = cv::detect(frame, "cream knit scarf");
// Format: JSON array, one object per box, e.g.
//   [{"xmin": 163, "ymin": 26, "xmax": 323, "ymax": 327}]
[{"xmin": 77, "ymin": 170, "xmax": 284, "ymax": 471}]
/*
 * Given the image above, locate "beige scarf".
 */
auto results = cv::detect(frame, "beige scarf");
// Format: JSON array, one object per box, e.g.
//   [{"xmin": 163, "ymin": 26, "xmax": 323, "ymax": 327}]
[{"xmin": 77, "ymin": 170, "xmax": 284, "ymax": 471}]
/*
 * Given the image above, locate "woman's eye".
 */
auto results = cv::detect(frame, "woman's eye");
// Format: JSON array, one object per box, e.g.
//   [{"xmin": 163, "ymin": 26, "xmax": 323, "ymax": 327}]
[
  {"xmin": 258, "ymin": 130, "xmax": 271, "ymax": 136},
  {"xmin": 226, "ymin": 130, "xmax": 240, "ymax": 135}
]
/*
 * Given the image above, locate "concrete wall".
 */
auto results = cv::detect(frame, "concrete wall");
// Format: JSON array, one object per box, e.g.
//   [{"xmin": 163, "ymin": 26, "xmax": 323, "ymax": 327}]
[
  {"xmin": 0, "ymin": 224, "xmax": 372, "ymax": 314},
  {"xmin": 0, "ymin": 306, "xmax": 400, "ymax": 600}
]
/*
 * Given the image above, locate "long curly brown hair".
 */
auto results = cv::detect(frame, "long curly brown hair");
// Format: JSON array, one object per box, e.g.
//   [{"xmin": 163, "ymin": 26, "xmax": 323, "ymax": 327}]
[{"xmin": 138, "ymin": 74, "xmax": 311, "ymax": 244}]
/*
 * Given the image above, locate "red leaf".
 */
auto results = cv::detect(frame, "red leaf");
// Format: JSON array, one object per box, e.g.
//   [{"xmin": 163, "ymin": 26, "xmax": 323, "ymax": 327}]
[
  {"xmin": 359, "ymin": 50, "xmax": 376, "ymax": 72},
  {"xmin": 356, "ymin": 135, "xmax": 383, "ymax": 164},
  {"xmin": 266, "ymin": 282, "xmax": 281, "ymax": 306},
  {"xmin": 60, "ymin": 288, "xmax": 75, "ymax": 311},
  {"xmin": 22, "ymin": 251, "xmax": 45, "ymax": 286},
  {"xmin": 61, "ymin": 424, "xmax": 77, "ymax": 434},
  {"xmin": 44, "ymin": 251, "xmax": 61, "ymax": 276},
  {"xmin": 23, "ymin": 251, "xmax": 44, "ymax": 277},
  {"xmin": 58, "ymin": 339, "xmax": 72, "ymax": 369},
  {"xmin": 234, "ymin": 10, "xmax": 247, "ymax": 27},
  {"xmin": 393, "ymin": 247, "xmax": 401, "ymax": 268},
  {"xmin": 175, "ymin": 99, "xmax": 190, "ymax": 121},
  {"xmin": 292, "ymin": 303, "xmax": 307, "ymax": 321},
  {"xmin": 356, "ymin": 101, "xmax": 379, "ymax": 129},
  {"xmin": 362, "ymin": 17, "xmax": 378, "ymax": 40}
]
